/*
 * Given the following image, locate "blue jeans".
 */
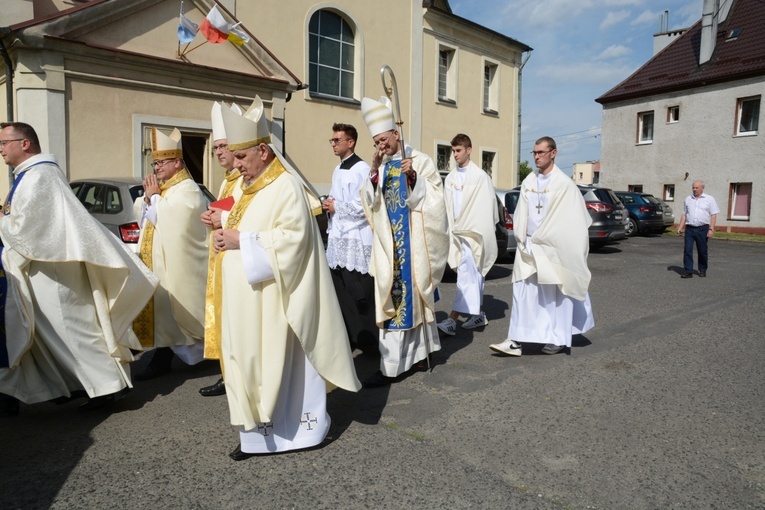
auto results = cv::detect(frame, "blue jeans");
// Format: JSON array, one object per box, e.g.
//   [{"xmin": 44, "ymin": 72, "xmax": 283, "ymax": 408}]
[{"xmin": 684, "ymin": 225, "xmax": 709, "ymax": 273}]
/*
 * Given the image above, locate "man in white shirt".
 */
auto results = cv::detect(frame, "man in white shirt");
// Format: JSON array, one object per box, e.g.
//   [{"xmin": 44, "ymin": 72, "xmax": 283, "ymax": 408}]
[
  {"xmin": 322, "ymin": 123, "xmax": 377, "ymax": 355},
  {"xmin": 437, "ymin": 134, "xmax": 498, "ymax": 336},
  {"xmin": 676, "ymin": 180, "xmax": 719, "ymax": 278}
]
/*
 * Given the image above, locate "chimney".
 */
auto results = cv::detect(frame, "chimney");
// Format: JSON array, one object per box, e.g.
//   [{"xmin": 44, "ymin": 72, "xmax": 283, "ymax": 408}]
[{"xmin": 699, "ymin": 0, "xmax": 719, "ymax": 65}]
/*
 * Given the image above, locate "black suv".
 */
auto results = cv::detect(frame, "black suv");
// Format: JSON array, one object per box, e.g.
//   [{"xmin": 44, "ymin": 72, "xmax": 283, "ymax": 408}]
[{"xmin": 578, "ymin": 185, "xmax": 628, "ymax": 247}]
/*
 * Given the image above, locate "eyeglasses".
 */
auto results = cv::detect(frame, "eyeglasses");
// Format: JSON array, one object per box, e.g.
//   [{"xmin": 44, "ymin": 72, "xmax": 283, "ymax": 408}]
[
  {"xmin": 373, "ymin": 133, "xmax": 394, "ymax": 148},
  {"xmin": 212, "ymin": 143, "xmax": 229, "ymax": 153},
  {"xmin": 152, "ymin": 159, "xmax": 175, "ymax": 169},
  {"xmin": 0, "ymin": 139, "xmax": 24, "ymax": 148},
  {"xmin": 328, "ymin": 138, "xmax": 350, "ymax": 145},
  {"xmin": 530, "ymin": 149, "xmax": 553, "ymax": 156}
]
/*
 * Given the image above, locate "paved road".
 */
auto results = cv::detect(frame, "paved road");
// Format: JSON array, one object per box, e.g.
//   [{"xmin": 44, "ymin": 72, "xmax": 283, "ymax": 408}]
[{"xmin": 2, "ymin": 235, "xmax": 764, "ymax": 509}]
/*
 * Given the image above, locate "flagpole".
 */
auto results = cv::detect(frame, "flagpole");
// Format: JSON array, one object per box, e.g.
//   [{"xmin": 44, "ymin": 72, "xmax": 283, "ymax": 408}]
[{"xmin": 182, "ymin": 40, "xmax": 209, "ymax": 56}]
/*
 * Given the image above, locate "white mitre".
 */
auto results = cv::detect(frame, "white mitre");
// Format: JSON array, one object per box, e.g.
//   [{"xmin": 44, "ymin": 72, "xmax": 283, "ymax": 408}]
[
  {"xmin": 220, "ymin": 96, "xmax": 271, "ymax": 151},
  {"xmin": 361, "ymin": 96, "xmax": 395, "ymax": 137},
  {"xmin": 221, "ymin": 96, "xmax": 322, "ymax": 214},
  {"xmin": 211, "ymin": 102, "xmax": 244, "ymax": 142},
  {"xmin": 151, "ymin": 127, "xmax": 183, "ymax": 160}
]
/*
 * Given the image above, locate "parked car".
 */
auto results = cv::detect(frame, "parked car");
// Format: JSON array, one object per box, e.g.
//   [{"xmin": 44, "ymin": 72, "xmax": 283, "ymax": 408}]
[
  {"xmin": 70, "ymin": 177, "xmax": 215, "ymax": 248},
  {"xmin": 495, "ymin": 188, "xmax": 520, "ymax": 259},
  {"xmin": 614, "ymin": 191, "xmax": 666, "ymax": 236},
  {"xmin": 652, "ymin": 196, "xmax": 675, "ymax": 230},
  {"xmin": 578, "ymin": 185, "xmax": 628, "ymax": 246}
]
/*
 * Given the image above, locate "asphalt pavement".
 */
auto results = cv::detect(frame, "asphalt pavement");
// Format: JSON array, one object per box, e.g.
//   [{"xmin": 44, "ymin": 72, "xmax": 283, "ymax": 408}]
[{"xmin": 1, "ymin": 234, "xmax": 764, "ymax": 509}]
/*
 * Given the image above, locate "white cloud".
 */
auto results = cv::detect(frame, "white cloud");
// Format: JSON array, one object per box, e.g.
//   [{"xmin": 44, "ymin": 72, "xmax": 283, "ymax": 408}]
[
  {"xmin": 596, "ymin": 44, "xmax": 632, "ymax": 60},
  {"xmin": 533, "ymin": 60, "xmax": 637, "ymax": 86},
  {"xmin": 500, "ymin": 0, "xmax": 643, "ymax": 29},
  {"xmin": 631, "ymin": 9, "xmax": 660, "ymax": 27},
  {"xmin": 601, "ymin": 10, "xmax": 631, "ymax": 30}
]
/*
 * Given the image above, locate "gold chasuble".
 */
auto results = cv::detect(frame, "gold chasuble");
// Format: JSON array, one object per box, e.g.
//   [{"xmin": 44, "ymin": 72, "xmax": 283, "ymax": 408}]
[
  {"xmin": 203, "ymin": 170, "xmax": 242, "ymax": 359},
  {"xmin": 133, "ymin": 168, "xmax": 209, "ymax": 348}
]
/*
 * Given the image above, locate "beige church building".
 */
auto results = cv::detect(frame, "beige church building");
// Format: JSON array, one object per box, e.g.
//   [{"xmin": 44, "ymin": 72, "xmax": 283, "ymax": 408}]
[{"xmin": 1, "ymin": 0, "xmax": 530, "ymax": 196}]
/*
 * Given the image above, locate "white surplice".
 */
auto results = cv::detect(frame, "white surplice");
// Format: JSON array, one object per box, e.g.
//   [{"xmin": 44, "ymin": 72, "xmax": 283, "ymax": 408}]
[
  {"xmin": 0, "ymin": 155, "xmax": 158, "ymax": 403},
  {"xmin": 443, "ymin": 162, "xmax": 499, "ymax": 315},
  {"xmin": 508, "ymin": 166, "xmax": 595, "ymax": 347}
]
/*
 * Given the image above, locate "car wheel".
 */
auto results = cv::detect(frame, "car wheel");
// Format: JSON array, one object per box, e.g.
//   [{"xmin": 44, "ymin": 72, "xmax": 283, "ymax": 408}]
[{"xmin": 626, "ymin": 218, "xmax": 638, "ymax": 237}]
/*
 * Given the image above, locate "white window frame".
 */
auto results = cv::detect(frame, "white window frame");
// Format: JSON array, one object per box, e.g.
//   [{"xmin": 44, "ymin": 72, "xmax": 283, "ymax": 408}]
[
  {"xmin": 436, "ymin": 43, "xmax": 458, "ymax": 105},
  {"xmin": 667, "ymin": 105, "xmax": 679, "ymax": 123},
  {"xmin": 735, "ymin": 96, "xmax": 760, "ymax": 136},
  {"xmin": 663, "ymin": 184, "xmax": 675, "ymax": 202},
  {"xmin": 307, "ymin": 9, "xmax": 359, "ymax": 102},
  {"xmin": 482, "ymin": 59, "xmax": 499, "ymax": 114},
  {"xmin": 481, "ymin": 148, "xmax": 497, "ymax": 179},
  {"xmin": 637, "ymin": 111, "xmax": 654, "ymax": 144},
  {"xmin": 436, "ymin": 143, "xmax": 452, "ymax": 173},
  {"xmin": 729, "ymin": 182, "xmax": 752, "ymax": 220}
]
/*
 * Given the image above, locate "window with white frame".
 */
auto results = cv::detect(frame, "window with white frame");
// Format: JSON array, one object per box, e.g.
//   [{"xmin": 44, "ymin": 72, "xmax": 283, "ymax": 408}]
[
  {"xmin": 483, "ymin": 61, "xmax": 498, "ymax": 113},
  {"xmin": 637, "ymin": 111, "xmax": 654, "ymax": 144},
  {"xmin": 437, "ymin": 45, "xmax": 457, "ymax": 104},
  {"xmin": 667, "ymin": 105, "xmax": 680, "ymax": 123},
  {"xmin": 436, "ymin": 145, "xmax": 452, "ymax": 173},
  {"xmin": 481, "ymin": 150, "xmax": 495, "ymax": 177},
  {"xmin": 729, "ymin": 182, "xmax": 752, "ymax": 220},
  {"xmin": 663, "ymin": 184, "xmax": 675, "ymax": 202},
  {"xmin": 308, "ymin": 10, "xmax": 355, "ymax": 100},
  {"xmin": 735, "ymin": 96, "xmax": 760, "ymax": 136}
]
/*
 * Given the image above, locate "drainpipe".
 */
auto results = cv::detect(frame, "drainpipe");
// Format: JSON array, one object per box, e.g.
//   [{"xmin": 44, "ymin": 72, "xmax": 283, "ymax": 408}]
[
  {"xmin": 1, "ymin": 30, "xmax": 15, "ymax": 184},
  {"xmin": 517, "ymin": 50, "xmax": 532, "ymax": 186}
]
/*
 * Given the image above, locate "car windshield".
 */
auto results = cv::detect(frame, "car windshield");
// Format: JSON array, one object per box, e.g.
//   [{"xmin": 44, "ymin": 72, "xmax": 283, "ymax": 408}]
[
  {"xmin": 129, "ymin": 185, "xmax": 145, "ymax": 202},
  {"xmin": 505, "ymin": 191, "xmax": 519, "ymax": 213},
  {"xmin": 643, "ymin": 195, "xmax": 661, "ymax": 205}
]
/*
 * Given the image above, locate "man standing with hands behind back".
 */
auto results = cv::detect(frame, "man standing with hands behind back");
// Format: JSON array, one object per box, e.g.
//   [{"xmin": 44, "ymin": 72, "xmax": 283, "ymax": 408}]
[{"xmin": 677, "ymin": 180, "xmax": 719, "ymax": 278}]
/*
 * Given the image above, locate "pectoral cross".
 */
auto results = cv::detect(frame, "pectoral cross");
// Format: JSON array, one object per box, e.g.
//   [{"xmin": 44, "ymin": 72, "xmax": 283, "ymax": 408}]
[{"xmin": 535, "ymin": 202, "xmax": 544, "ymax": 214}]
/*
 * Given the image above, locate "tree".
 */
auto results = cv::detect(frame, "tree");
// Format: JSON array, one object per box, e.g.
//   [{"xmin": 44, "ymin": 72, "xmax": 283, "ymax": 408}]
[{"xmin": 519, "ymin": 160, "xmax": 532, "ymax": 183}]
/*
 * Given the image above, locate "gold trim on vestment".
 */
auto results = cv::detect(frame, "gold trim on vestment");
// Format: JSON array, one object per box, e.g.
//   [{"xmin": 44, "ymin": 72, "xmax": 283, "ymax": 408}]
[
  {"xmin": 133, "ymin": 168, "xmax": 193, "ymax": 347},
  {"xmin": 207, "ymin": 159, "xmax": 285, "ymax": 360},
  {"xmin": 203, "ymin": 169, "xmax": 240, "ymax": 360},
  {"xmin": 228, "ymin": 136, "xmax": 271, "ymax": 151}
]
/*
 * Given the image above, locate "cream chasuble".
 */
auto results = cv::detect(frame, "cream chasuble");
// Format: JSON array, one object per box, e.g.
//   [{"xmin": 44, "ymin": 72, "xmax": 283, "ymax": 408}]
[
  {"xmin": 0, "ymin": 155, "xmax": 158, "ymax": 403},
  {"xmin": 133, "ymin": 169, "xmax": 208, "ymax": 353},
  {"xmin": 215, "ymin": 159, "xmax": 359, "ymax": 452}
]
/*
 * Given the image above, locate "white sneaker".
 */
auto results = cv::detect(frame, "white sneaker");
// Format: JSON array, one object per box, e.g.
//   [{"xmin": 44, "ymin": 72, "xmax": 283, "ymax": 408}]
[
  {"xmin": 437, "ymin": 318, "xmax": 457, "ymax": 336},
  {"xmin": 541, "ymin": 344, "xmax": 564, "ymax": 355},
  {"xmin": 462, "ymin": 312, "xmax": 488, "ymax": 330},
  {"xmin": 489, "ymin": 339, "xmax": 522, "ymax": 356}
]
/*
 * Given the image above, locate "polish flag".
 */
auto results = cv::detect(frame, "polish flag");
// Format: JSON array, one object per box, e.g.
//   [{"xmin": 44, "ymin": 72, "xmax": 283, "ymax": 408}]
[{"xmin": 200, "ymin": 5, "xmax": 229, "ymax": 43}]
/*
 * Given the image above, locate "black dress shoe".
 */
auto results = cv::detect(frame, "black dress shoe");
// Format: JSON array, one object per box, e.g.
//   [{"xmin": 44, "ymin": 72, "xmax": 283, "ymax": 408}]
[
  {"xmin": 699, "ymin": 272, "xmax": 706, "ymax": 277},
  {"xmin": 52, "ymin": 390, "xmax": 88, "ymax": 405},
  {"xmin": 78, "ymin": 387, "xmax": 130, "ymax": 412},
  {"xmin": 0, "ymin": 394, "xmax": 20, "ymax": 417},
  {"xmin": 199, "ymin": 378, "xmax": 226, "ymax": 397},
  {"xmin": 229, "ymin": 444, "xmax": 257, "ymax": 461},
  {"xmin": 362, "ymin": 370, "xmax": 396, "ymax": 388},
  {"xmin": 133, "ymin": 348, "xmax": 174, "ymax": 381},
  {"xmin": 681, "ymin": 273, "xmax": 693, "ymax": 278}
]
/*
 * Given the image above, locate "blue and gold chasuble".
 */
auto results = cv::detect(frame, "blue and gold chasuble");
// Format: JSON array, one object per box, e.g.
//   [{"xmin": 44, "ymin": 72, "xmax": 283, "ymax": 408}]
[{"xmin": 383, "ymin": 160, "xmax": 414, "ymax": 330}]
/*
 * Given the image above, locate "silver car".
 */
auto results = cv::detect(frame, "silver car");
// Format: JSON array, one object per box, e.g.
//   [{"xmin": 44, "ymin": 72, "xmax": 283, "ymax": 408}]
[
  {"xmin": 70, "ymin": 177, "xmax": 215, "ymax": 248},
  {"xmin": 494, "ymin": 188, "xmax": 520, "ymax": 260}
]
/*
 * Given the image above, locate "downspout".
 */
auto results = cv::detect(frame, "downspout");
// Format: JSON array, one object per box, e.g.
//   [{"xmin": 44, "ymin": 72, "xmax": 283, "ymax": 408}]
[
  {"xmin": 516, "ymin": 50, "xmax": 531, "ymax": 186},
  {"xmin": 1, "ymin": 30, "xmax": 15, "ymax": 184}
]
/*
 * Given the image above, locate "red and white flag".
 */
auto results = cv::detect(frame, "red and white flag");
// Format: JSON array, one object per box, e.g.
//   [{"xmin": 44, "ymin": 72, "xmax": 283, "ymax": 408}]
[{"xmin": 200, "ymin": 5, "xmax": 230, "ymax": 44}]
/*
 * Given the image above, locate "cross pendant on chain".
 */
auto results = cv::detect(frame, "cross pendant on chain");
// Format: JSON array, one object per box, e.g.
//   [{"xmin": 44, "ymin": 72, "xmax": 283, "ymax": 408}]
[{"xmin": 536, "ymin": 202, "xmax": 543, "ymax": 214}]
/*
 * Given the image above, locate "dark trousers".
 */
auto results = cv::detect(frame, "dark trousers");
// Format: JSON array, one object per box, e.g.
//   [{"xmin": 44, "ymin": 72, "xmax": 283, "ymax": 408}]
[
  {"xmin": 330, "ymin": 267, "xmax": 378, "ymax": 355},
  {"xmin": 684, "ymin": 225, "xmax": 709, "ymax": 273}
]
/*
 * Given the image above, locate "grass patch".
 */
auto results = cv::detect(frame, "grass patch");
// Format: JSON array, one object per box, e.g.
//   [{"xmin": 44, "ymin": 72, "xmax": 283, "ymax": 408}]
[{"xmin": 664, "ymin": 228, "xmax": 765, "ymax": 243}]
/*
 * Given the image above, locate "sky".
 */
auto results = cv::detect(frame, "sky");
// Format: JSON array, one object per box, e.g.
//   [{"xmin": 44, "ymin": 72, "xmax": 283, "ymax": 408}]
[{"xmin": 451, "ymin": 0, "xmax": 704, "ymax": 175}]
